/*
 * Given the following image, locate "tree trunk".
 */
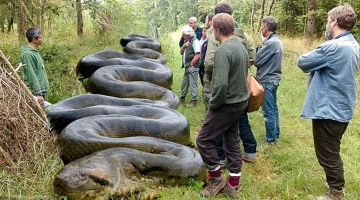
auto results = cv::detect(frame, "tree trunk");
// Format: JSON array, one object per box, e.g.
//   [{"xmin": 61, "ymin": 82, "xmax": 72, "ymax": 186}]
[
  {"xmin": 305, "ymin": 0, "xmax": 316, "ymax": 44},
  {"xmin": 257, "ymin": 0, "xmax": 266, "ymax": 33},
  {"xmin": 17, "ymin": 0, "xmax": 26, "ymax": 38},
  {"xmin": 19, "ymin": 0, "xmax": 36, "ymax": 27},
  {"xmin": 267, "ymin": 0, "xmax": 275, "ymax": 15},
  {"xmin": 1, "ymin": 20, "xmax": 4, "ymax": 33},
  {"xmin": 250, "ymin": 0, "xmax": 255, "ymax": 33},
  {"xmin": 37, "ymin": 0, "xmax": 45, "ymax": 30},
  {"xmin": 76, "ymin": 0, "xmax": 83, "ymax": 36}
]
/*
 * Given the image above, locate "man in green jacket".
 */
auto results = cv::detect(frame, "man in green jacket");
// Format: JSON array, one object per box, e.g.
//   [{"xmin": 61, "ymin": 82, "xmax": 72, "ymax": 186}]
[{"xmin": 20, "ymin": 27, "xmax": 49, "ymax": 106}]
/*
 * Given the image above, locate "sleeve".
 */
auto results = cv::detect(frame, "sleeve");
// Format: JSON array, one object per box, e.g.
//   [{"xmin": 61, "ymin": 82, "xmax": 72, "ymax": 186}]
[
  {"xmin": 204, "ymin": 35, "xmax": 219, "ymax": 73},
  {"xmin": 254, "ymin": 40, "xmax": 277, "ymax": 68},
  {"xmin": 297, "ymin": 44, "xmax": 334, "ymax": 73},
  {"xmin": 244, "ymin": 32, "xmax": 255, "ymax": 62},
  {"xmin": 179, "ymin": 37, "xmax": 185, "ymax": 48},
  {"xmin": 21, "ymin": 53, "xmax": 42, "ymax": 94},
  {"xmin": 210, "ymin": 50, "xmax": 230, "ymax": 110},
  {"xmin": 192, "ymin": 40, "xmax": 201, "ymax": 54}
]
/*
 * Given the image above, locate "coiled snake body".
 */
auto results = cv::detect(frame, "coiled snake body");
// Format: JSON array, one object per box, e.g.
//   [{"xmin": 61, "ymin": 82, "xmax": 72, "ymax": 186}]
[{"xmin": 48, "ymin": 34, "xmax": 206, "ymax": 199}]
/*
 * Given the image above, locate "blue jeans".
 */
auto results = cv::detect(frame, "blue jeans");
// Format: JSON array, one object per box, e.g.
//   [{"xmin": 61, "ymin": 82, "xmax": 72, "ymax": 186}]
[
  {"xmin": 261, "ymin": 82, "xmax": 280, "ymax": 142},
  {"xmin": 216, "ymin": 111, "xmax": 257, "ymax": 160},
  {"xmin": 239, "ymin": 112, "xmax": 257, "ymax": 157}
]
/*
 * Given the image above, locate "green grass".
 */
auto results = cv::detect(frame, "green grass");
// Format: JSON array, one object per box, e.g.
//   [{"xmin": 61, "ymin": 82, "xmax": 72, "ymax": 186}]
[{"xmin": 1, "ymin": 31, "xmax": 359, "ymax": 199}]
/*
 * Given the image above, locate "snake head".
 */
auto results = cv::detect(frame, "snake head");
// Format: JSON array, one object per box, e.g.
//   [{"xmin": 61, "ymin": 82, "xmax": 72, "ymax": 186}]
[{"xmin": 54, "ymin": 158, "xmax": 115, "ymax": 199}]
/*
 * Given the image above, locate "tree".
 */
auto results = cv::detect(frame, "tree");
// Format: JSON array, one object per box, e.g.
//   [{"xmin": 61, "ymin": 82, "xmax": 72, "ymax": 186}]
[
  {"xmin": 258, "ymin": 0, "xmax": 265, "ymax": 32},
  {"xmin": 305, "ymin": 0, "xmax": 316, "ymax": 43},
  {"xmin": 76, "ymin": 0, "xmax": 83, "ymax": 36},
  {"xmin": 267, "ymin": 0, "xmax": 275, "ymax": 15}
]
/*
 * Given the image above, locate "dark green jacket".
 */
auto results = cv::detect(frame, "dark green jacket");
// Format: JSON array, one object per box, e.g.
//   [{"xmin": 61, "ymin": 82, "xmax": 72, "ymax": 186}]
[
  {"xmin": 204, "ymin": 27, "xmax": 255, "ymax": 74},
  {"xmin": 210, "ymin": 37, "xmax": 249, "ymax": 110},
  {"xmin": 20, "ymin": 45, "xmax": 49, "ymax": 95}
]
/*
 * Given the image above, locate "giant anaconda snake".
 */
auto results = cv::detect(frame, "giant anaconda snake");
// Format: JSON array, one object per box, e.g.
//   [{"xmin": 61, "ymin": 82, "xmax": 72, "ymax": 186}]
[{"xmin": 47, "ymin": 34, "xmax": 206, "ymax": 200}]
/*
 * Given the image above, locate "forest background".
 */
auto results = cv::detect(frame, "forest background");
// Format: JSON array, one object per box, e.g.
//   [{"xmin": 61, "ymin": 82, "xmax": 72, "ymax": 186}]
[{"xmin": 0, "ymin": 0, "xmax": 359, "ymax": 199}]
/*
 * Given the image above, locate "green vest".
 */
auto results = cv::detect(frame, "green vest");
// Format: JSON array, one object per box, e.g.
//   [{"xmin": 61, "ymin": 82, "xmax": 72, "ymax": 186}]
[{"xmin": 183, "ymin": 36, "xmax": 199, "ymax": 68}]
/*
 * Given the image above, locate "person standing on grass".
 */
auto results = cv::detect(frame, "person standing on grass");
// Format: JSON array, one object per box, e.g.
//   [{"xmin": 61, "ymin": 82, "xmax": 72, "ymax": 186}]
[
  {"xmin": 297, "ymin": 4, "xmax": 359, "ymax": 200},
  {"xmin": 203, "ymin": 2, "xmax": 257, "ymax": 169},
  {"xmin": 179, "ymin": 25, "xmax": 201, "ymax": 107},
  {"xmin": 254, "ymin": 16, "xmax": 283, "ymax": 145},
  {"xmin": 196, "ymin": 13, "xmax": 249, "ymax": 199},
  {"xmin": 20, "ymin": 27, "xmax": 51, "ymax": 107}
]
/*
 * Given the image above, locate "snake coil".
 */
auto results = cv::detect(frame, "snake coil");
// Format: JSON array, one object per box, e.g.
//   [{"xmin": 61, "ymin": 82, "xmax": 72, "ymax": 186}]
[{"xmin": 48, "ymin": 34, "xmax": 206, "ymax": 199}]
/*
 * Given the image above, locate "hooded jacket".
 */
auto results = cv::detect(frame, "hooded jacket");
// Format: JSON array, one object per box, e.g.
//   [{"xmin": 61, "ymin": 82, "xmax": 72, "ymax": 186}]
[{"xmin": 20, "ymin": 45, "xmax": 49, "ymax": 95}]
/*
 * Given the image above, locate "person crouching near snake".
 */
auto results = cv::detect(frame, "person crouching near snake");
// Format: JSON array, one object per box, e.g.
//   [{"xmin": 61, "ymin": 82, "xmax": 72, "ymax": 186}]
[
  {"xmin": 196, "ymin": 13, "xmax": 249, "ymax": 199},
  {"xmin": 179, "ymin": 25, "xmax": 201, "ymax": 107}
]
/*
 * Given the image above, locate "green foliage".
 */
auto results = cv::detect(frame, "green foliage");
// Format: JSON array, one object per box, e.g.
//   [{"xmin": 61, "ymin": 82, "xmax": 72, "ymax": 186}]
[{"xmin": 187, "ymin": 178, "xmax": 205, "ymax": 190}]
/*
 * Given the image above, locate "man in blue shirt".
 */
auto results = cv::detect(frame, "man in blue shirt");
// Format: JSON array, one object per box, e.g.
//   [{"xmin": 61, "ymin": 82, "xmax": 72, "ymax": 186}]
[
  {"xmin": 254, "ymin": 16, "xmax": 283, "ymax": 145},
  {"xmin": 297, "ymin": 4, "xmax": 359, "ymax": 200}
]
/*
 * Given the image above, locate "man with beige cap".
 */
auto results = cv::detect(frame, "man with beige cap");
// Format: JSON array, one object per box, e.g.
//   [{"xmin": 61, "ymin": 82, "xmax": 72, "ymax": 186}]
[{"xmin": 179, "ymin": 25, "xmax": 201, "ymax": 107}]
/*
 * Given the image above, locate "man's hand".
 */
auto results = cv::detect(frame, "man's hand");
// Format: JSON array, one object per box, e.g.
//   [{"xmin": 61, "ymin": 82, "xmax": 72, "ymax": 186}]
[
  {"xmin": 183, "ymin": 41, "xmax": 190, "ymax": 48},
  {"xmin": 37, "ymin": 95, "xmax": 45, "ymax": 105}
]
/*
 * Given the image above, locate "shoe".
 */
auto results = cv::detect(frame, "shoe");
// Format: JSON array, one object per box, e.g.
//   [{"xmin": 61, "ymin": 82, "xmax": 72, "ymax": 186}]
[
  {"xmin": 242, "ymin": 155, "xmax": 256, "ymax": 163},
  {"xmin": 312, "ymin": 187, "xmax": 344, "ymax": 200},
  {"xmin": 260, "ymin": 140, "xmax": 277, "ymax": 148},
  {"xmin": 220, "ymin": 182, "xmax": 240, "ymax": 199},
  {"xmin": 186, "ymin": 100, "xmax": 197, "ymax": 107},
  {"xmin": 201, "ymin": 176, "xmax": 226, "ymax": 198},
  {"xmin": 179, "ymin": 97, "xmax": 185, "ymax": 104}
]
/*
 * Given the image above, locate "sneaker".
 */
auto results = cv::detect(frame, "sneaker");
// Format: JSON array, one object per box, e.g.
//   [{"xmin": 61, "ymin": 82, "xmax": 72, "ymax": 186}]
[
  {"xmin": 242, "ymin": 155, "xmax": 256, "ymax": 163},
  {"xmin": 220, "ymin": 182, "xmax": 240, "ymax": 199},
  {"xmin": 313, "ymin": 187, "xmax": 344, "ymax": 200},
  {"xmin": 201, "ymin": 176, "xmax": 226, "ymax": 198}
]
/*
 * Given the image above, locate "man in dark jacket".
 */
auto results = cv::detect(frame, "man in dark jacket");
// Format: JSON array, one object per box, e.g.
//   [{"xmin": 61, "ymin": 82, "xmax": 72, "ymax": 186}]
[{"xmin": 254, "ymin": 16, "xmax": 283, "ymax": 145}]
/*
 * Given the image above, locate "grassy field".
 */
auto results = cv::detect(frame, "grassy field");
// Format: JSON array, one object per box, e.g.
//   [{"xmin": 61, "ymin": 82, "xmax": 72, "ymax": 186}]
[{"xmin": 0, "ymin": 31, "xmax": 359, "ymax": 200}]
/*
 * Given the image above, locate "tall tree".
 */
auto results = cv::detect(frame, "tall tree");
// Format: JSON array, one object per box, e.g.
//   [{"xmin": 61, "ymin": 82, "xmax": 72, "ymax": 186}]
[
  {"xmin": 258, "ymin": 0, "xmax": 266, "ymax": 32},
  {"xmin": 305, "ymin": 0, "xmax": 316, "ymax": 43},
  {"xmin": 76, "ymin": 0, "xmax": 83, "ymax": 36},
  {"xmin": 267, "ymin": 0, "xmax": 275, "ymax": 15}
]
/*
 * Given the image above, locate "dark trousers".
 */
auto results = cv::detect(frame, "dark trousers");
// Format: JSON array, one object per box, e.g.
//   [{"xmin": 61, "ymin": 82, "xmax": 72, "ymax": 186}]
[
  {"xmin": 312, "ymin": 119, "xmax": 348, "ymax": 189},
  {"xmin": 216, "ymin": 111, "xmax": 257, "ymax": 161},
  {"xmin": 239, "ymin": 112, "xmax": 257, "ymax": 154},
  {"xmin": 199, "ymin": 64, "xmax": 204, "ymax": 86},
  {"xmin": 196, "ymin": 103, "xmax": 246, "ymax": 174}
]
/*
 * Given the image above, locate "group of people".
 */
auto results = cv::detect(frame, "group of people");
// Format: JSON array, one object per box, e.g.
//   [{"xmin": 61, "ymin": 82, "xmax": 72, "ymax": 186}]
[
  {"xmin": 19, "ymin": 3, "xmax": 358, "ymax": 200},
  {"xmin": 179, "ymin": 3, "xmax": 358, "ymax": 200}
]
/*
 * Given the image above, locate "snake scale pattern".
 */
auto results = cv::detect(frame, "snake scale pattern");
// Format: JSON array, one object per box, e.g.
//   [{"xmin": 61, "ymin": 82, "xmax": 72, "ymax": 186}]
[{"xmin": 47, "ymin": 34, "xmax": 206, "ymax": 200}]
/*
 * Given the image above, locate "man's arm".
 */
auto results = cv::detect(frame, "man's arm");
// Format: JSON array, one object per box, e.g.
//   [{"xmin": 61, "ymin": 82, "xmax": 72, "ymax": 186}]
[
  {"xmin": 204, "ymin": 34, "xmax": 219, "ymax": 73},
  {"xmin": 21, "ymin": 53, "xmax": 42, "ymax": 94},
  {"xmin": 244, "ymin": 32, "xmax": 255, "ymax": 65},
  {"xmin": 297, "ymin": 45, "xmax": 331, "ymax": 73},
  {"xmin": 190, "ymin": 53, "xmax": 200, "ymax": 66},
  {"xmin": 254, "ymin": 41, "xmax": 278, "ymax": 68}
]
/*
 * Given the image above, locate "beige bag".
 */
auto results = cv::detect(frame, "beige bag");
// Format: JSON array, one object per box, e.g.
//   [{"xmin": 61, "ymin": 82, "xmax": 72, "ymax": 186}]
[{"xmin": 247, "ymin": 74, "xmax": 264, "ymax": 112}]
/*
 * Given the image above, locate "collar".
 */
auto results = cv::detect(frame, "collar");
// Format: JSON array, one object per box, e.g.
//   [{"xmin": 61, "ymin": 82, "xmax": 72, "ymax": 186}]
[
  {"xmin": 333, "ymin": 31, "xmax": 351, "ymax": 39},
  {"xmin": 265, "ymin": 32, "xmax": 276, "ymax": 41}
]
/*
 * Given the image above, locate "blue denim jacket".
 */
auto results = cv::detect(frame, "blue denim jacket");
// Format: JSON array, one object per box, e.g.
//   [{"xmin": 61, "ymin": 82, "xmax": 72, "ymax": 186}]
[
  {"xmin": 254, "ymin": 32, "xmax": 283, "ymax": 83},
  {"xmin": 297, "ymin": 31, "xmax": 359, "ymax": 122}
]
